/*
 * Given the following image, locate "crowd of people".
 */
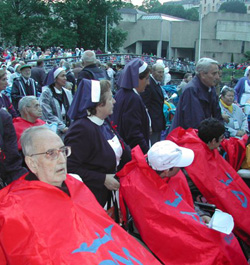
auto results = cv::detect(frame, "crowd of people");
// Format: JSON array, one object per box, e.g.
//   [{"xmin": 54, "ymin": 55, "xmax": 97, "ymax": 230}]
[{"xmin": 0, "ymin": 48, "xmax": 249, "ymax": 264}]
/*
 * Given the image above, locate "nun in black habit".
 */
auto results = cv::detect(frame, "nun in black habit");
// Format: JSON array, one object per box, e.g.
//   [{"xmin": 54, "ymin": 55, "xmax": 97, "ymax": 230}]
[
  {"xmin": 112, "ymin": 58, "xmax": 151, "ymax": 154},
  {"xmin": 64, "ymin": 79, "xmax": 131, "ymax": 207}
]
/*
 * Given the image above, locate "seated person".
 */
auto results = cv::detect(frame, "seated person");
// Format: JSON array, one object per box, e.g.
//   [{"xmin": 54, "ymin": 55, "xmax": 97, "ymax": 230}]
[
  {"xmin": 117, "ymin": 140, "xmax": 247, "ymax": 264},
  {"xmin": 167, "ymin": 118, "xmax": 250, "ymax": 247},
  {"xmin": 0, "ymin": 109, "xmax": 27, "ymax": 186},
  {"xmin": 219, "ymin": 86, "xmax": 248, "ymax": 138},
  {"xmin": 176, "ymin": 73, "xmax": 192, "ymax": 96},
  {"xmin": 147, "ymin": 140, "xmax": 210, "ymax": 223},
  {"xmin": 11, "ymin": 64, "xmax": 39, "ymax": 112},
  {"xmin": 13, "ymin": 96, "xmax": 45, "ymax": 150},
  {"xmin": 0, "ymin": 69, "xmax": 18, "ymax": 118},
  {"xmin": 0, "ymin": 126, "xmax": 159, "ymax": 264}
]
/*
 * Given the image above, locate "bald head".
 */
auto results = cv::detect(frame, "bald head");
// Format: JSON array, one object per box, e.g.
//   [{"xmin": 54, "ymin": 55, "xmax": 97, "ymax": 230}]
[
  {"xmin": 21, "ymin": 126, "xmax": 61, "ymax": 156},
  {"xmin": 152, "ymin": 64, "xmax": 164, "ymax": 82}
]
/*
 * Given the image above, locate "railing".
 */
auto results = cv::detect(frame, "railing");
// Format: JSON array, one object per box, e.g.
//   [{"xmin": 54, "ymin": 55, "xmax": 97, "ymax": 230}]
[{"xmin": 26, "ymin": 53, "xmax": 195, "ymax": 74}]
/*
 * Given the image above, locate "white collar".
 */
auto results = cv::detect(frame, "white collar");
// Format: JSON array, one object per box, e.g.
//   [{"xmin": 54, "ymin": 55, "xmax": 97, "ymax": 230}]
[
  {"xmin": 22, "ymin": 77, "xmax": 29, "ymax": 83},
  {"xmin": 87, "ymin": 115, "xmax": 104, "ymax": 126},
  {"xmin": 54, "ymin": 87, "xmax": 63, "ymax": 94},
  {"xmin": 133, "ymin": 88, "xmax": 139, "ymax": 95},
  {"xmin": 150, "ymin": 74, "xmax": 161, "ymax": 85}
]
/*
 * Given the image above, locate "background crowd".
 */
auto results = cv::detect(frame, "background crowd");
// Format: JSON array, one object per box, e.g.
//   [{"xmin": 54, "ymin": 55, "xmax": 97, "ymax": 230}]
[{"xmin": 0, "ymin": 48, "xmax": 249, "ymax": 263}]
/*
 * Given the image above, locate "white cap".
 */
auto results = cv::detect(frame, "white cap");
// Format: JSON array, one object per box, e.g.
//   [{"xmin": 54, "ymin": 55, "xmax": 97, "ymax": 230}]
[
  {"xmin": 54, "ymin": 67, "xmax": 65, "ymax": 79},
  {"xmin": 147, "ymin": 140, "xmax": 194, "ymax": 171},
  {"xmin": 208, "ymin": 209, "xmax": 234, "ymax": 235}
]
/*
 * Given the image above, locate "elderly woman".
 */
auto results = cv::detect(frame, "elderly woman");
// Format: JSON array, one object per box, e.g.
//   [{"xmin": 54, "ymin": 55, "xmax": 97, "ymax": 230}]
[
  {"xmin": 234, "ymin": 66, "xmax": 250, "ymax": 104},
  {"xmin": 219, "ymin": 86, "xmax": 248, "ymax": 137},
  {"xmin": 64, "ymin": 79, "xmax": 131, "ymax": 207},
  {"xmin": 0, "ymin": 69, "xmax": 18, "ymax": 118},
  {"xmin": 39, "ymin": 67, "xmax": 72, "ymax": 137},
  {"xmin": 112, "ymin": 58, "xmax": 150, "ymax": 154}
]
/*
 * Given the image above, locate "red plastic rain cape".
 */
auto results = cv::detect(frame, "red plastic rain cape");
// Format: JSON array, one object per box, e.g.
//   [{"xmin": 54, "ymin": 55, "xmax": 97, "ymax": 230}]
[
  {"xmin": 167, "ymin": 127, "xmax": 250, "ymax": 246},
  {"xmin": 117, "ymin": 146, "xmax": 247, "ymax": 265},
  {"xmin": 0, "ymin": 174, "xmax": 160, "ymax": 265},
  {"xmin": 220, "ymin": 134, "xmax": 248, "ymax": 171}
]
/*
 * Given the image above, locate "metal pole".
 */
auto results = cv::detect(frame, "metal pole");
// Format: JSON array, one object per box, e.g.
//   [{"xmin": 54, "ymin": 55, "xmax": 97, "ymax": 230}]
[
  {"xmin": 105, "ymin": 16, "xmax": 108, "ymax": 53},
  {"xmin": 168, "ymin": 21, "xmax": 171, "ymax": 60},
  {"xmin": 198, "ymin": 7, "xmax": 202, "ymax": 60}
]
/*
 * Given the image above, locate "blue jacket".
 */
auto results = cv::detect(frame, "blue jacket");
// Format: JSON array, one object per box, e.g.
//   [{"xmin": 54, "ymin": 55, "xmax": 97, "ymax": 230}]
[
  {"xmin": 170, "ymin": 76, "xmax": 223, "ymax": 131},
  {"xmin": 112, "ymin": 88, "xmax": 150, "ymax": 154}
]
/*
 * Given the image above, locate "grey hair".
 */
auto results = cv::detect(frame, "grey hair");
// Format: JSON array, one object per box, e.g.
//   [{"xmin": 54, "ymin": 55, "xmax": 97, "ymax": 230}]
[
  {"xmin": 20, "ymin": 126, "xmax": 51, "ymax": 156},
  {"xmin": 152, "ymin": 63, "xmax": 164, "ymax": 72},
  {"xmin": 220, "ymin": 85, "xmax": 234, "ymax": 97},
  {"xmin": 63, "ymin": 62, "xmax": 71, "ymax": 71},
  {"xmin": 81, "ymin": 50, "xmax": 96, "ymax": 64},
  {"xmin": 195, "ymin": 58, "xmax": 219, "ymax": 75},
  {"xmin": 18, "ymin": 96, "xmax": 37, "ymax": 115}
]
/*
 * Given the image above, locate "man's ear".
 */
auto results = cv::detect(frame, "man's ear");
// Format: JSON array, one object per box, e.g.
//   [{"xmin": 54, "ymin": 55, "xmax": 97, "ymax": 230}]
[
  {"xmin": 25, "ymin": 156, "xmax": 38, "ymax": 175},
  {"xmin": 211, "ymin": 138, "xmax": 217, "ymax": 145},
  {"xmin": 207, "ymin": 138, "xmax": 216, "ymax": 150},
  {"xmin": 23, "ymin": 107, "xmax": 29, "ymax": 116},
  {"xmin": 199, "ymin": 71, "xmax": 206, "ymax": 82}
]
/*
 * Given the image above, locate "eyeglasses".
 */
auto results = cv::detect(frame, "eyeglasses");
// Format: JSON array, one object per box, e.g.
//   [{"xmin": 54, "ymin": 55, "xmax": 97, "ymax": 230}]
[{"xmin": 30, "ymin": 146, "xmax": 71, "ymax": 160}]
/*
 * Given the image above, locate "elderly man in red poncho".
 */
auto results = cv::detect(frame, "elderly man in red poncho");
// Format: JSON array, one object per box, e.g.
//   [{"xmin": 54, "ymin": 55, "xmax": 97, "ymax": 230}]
[{"xmin": 0, "ymin": 126, "xmax": 159, "ymax": 265}]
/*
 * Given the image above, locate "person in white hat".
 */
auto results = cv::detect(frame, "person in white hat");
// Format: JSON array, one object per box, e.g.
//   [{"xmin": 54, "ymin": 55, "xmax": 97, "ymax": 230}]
[
  {"xmin": 147, "ymin": 140, "xmax": 194, "ymax": 178},
  {"xmin": 147, "ymin": 140, "xmax": 211, "ymax": 223}
]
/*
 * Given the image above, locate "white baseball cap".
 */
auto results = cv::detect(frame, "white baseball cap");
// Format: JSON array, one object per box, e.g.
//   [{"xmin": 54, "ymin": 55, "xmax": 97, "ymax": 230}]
[{"xmin": 147, "ymin": 140, "xmax": 194, "ymax": 171}]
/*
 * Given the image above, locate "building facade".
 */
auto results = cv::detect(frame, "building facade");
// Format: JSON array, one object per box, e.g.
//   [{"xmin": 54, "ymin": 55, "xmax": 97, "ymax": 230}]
[{"xmin": 118, "ymin": 8, "xmax": 250, "ymax": 63}]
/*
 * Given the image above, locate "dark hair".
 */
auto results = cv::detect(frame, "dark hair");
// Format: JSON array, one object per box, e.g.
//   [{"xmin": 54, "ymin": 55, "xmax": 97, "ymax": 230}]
[
  {"xmin": 139, "ymin": 66, "xmax": 150, "ymax": 80},
  {"xmin": 88, "ymin": 80, "xmax": 111, "ymax": 115},
  {"xmin": 184, "ymin": 73, "xmax": 192, "ymax": 79},
  {"xmin": 37, "ymin": 59, "xmax": 44, "ymax": 67},
  {"xmin": 198, "ymin": 118, "xmax": 225, "ymax": 144}
]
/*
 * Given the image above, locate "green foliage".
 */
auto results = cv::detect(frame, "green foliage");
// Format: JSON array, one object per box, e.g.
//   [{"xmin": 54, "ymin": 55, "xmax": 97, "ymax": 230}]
[
  {"xmin": 0, "ymin": 0, "xmax": 127, "ymax": 51},
  {"xmin": 219, "ymin": 1, "xmax": 247, "ymax": 14},
  {"xmin": 231, "ymin": 53, "xmax": 234, "ymax": 63},
  {"xmin": 151, "ymin": 4, "xmax": 199, "ymax": 21},
  {"xmin": 185, "ymin": 8, "xmax": 199, "ymax": 21},
  {"xmin": 244, "ymin": 51, "xmax": 250, "ymax": 61},
  {"xmin": 0, "ymin": 0, "xmax": 49, "ymax": 46},
  {"xmin": 139, "ymin": 0, "xmax": 161, "ymax": 12},
  {"xmin": 221, "ymin": 68, "xmax": 243, "ymax": 83}
]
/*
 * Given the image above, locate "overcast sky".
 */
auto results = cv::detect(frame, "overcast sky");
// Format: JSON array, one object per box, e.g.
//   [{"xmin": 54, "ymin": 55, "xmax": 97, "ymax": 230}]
[{"xmin": 131, "ymin": 0, "xmax": 167, "ymax": 6}]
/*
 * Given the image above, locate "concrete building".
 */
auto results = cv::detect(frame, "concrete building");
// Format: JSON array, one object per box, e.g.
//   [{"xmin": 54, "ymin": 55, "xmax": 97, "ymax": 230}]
[{"xmin": 118, "ymin": 8, "xmax": 250, "ymax": 63}]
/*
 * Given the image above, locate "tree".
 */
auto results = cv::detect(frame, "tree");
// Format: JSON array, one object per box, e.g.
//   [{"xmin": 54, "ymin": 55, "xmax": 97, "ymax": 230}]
[
  {"xmin": 0, "ymin": 0, "xmax": 127, "ymax": 51},
  {"xmin": 0, "ymin": 0, "xmax": 49, "ymax": 46},
  {"xmin": 151, "ymin": 4, "xmax": 199, "ymax": 21},
  {"xmin": 244, "ymin": 51, "xmax": 250, "ymax": 61},
  {"xmin": 185, "ymin": 8, "xmax": 199, "ymax": 21},
  {"xmin": 47, "ymin": 0, "xmax": 127, "ymax": 50},
  {"xmin": 139, "ymin": 0, "xmax": 161, "ymax": 12},
  {"xmin": 219, "ymin": 1, "xmax": 247, "ymax": 14}
]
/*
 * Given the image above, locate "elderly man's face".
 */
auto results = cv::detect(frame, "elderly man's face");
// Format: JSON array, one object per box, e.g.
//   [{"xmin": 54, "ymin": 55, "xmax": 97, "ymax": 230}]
[
  {"xmin": 21, "ymin": 68, "xmax": 31, "ymax": 79},
  {"xmin": 200, "ymin": 64, "xmax": 220, "ymax": 88},
  {"xmin": 152, "ymin": 66, "xmax": 164, "ymax": 82},
  {"xmin": 25, "ymin": 99, "xmax": 42, "ymax": 119},
  {"xmin": 27, "ymin": 131, "xmax": 67, "ymax": 187}
]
